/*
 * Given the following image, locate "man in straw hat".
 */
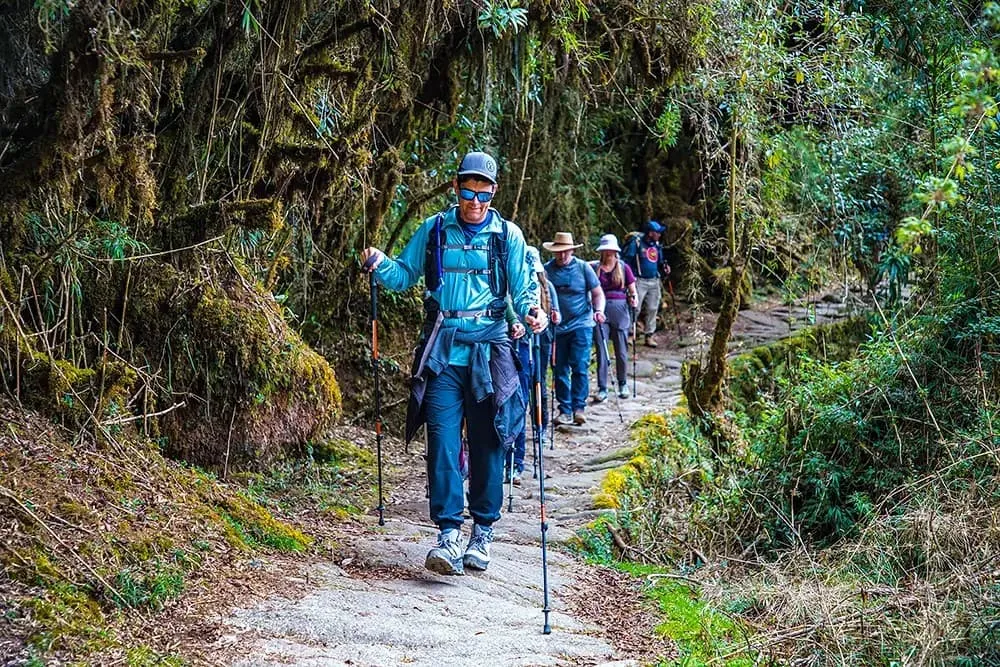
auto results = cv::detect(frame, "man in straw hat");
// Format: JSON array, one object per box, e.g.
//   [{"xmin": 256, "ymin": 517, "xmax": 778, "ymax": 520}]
[
  {"xmin": 542, "ymin": 232, "xmax": 605, "ymax": 426},
  {"xmin": 361, "ymin": 151, "xmax": 547, "ymax": 576}
]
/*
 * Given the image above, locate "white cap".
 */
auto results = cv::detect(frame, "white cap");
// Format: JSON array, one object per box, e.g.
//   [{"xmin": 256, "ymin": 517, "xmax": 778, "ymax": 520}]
[{"xmin": 595, "ymin": 234, "xmax": 621, "ymax": 253}]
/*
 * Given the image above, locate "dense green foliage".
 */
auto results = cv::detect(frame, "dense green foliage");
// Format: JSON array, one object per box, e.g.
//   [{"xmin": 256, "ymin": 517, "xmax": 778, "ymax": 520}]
[{"xmin": 578, "ymin": 3, "xmax": 1000, "ymax": 661}]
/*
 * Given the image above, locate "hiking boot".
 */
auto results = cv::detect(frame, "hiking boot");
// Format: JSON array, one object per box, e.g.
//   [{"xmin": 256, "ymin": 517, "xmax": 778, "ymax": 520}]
[
  {"xmin": 595, "ymin": 389, "xmax": 608, "ymax": 403},
  {"xmin": 463, "ymin": 524, "xmax": 493, "ymax": 571},
  {"xmin": 511, "ymin": 467, "xmax": 522, "ymax": 486},
  {"xmin": 645, "ymin": 334, "xmax": 658, "ymax": 348},
  {"xmin": 618, "ymin": 384, "xmax": 630, "ymax": 399},
  {"xmin": 573, "ymin": 411, "xmax": 586, "ymax": 425},
  {"xmin": 556, "ymin": 412, "xmax": 574, "ymax": 426},
  {"xmin": 425, "ymin": 528, "xmax": 464, "ymax": 575}
]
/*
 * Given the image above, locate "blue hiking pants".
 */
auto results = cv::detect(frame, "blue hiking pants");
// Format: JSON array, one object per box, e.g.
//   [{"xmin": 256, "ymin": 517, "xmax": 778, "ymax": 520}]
[
  {"xmin": 424, "ymin": 364, "xmax": 506, "ymax": 531},
  {"xmin": 554, "ymin": 326, "xmax": 592, "ymax": 415}
]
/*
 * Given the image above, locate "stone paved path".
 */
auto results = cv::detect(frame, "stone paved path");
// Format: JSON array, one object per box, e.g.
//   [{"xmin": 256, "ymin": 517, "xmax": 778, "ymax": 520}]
[{"xmin": 217, "ymin": 295, "xmax": 852, "ymax": 666}]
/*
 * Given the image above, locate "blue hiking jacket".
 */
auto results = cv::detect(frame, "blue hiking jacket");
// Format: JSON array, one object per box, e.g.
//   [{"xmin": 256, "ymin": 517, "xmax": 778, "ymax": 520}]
[
  {"xmin": 375, "ymin": 206, "xmax": 539, "ymax": 366},
  {"xmin": 404, "ymin": 319, "xmax": 523, "ymax": 449}
]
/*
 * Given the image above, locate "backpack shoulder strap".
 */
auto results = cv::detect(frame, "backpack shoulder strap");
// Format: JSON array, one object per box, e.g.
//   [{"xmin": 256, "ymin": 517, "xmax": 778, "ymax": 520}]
[
  {"xmin": 488, "ymin": 211, "xmax": 511, "ymax": 298},
  {"xmin": 424, "ymin": 212, "xmax": 446, "ymax": 292}
]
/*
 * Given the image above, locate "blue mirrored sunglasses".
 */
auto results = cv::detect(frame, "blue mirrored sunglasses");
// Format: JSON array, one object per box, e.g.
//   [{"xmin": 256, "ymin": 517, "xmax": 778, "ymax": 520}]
[{"xmin": 458, "ymin": 188, "xmax": 494, "ymax": 203}]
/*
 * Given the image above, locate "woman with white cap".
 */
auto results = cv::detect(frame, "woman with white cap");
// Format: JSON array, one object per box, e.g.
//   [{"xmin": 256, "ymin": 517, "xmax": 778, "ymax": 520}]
[{"xmin": 590, "ymin": 234, "xmax": 638, "ymax": 401}]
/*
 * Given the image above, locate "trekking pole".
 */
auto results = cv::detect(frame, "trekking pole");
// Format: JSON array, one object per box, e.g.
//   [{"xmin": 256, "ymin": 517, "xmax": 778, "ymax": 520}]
[
  {"xmin": 362, "ymin": 255, "xmax": 386, "ymax": 526},
  {"xmin": 630, "ymin": 306, "xmax": 638, "ymax": 399},
  {"xmin": 667, "ymin": 278, "xmax": 683, "ymax": 340},
  {"xmin": 549, "ymin": 321, "xmax": 556, "ymax": 451},
  {"xmin": 532, "ymin": 332, "xmax": 552, "ymax": 634},
  {"xmin": 507, "ymin": 448, "xmax": 515, "ymax": 512},
  {"xmin": 599, "ymin": 324, "xmax": 623, "ymax": 424},
  {"xmin": 533, "ymin": 331, "xmax": 541, "ymax": 479}
]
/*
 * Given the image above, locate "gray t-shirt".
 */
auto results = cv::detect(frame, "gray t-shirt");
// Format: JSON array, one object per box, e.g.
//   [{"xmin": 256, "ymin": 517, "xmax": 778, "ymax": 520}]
[{"xmin": 544, "ymin": 257, "xmax": 599, "ymax": 334}]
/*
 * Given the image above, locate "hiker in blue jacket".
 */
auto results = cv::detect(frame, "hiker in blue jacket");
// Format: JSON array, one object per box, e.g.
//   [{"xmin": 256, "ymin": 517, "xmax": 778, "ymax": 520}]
[
  {"xmin": 361, "ymin": 152, "xmax": 547, "ymax": 576},
  {"xmin": 543, "ymin": 232, "xmax": 605, "ymax": 426},
  {"xmin": 621, "ymin": 220, "xmax": 671, "ymax": 347}
]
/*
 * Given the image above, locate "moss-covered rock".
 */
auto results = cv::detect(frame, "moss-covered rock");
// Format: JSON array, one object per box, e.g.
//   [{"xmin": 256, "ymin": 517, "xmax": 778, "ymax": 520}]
[
  {"xmin": 728, "ymin": 316, "xmax": 870, "ymax": 415},
  {"xmin": 126, "ymin": 259, "xmax": 341, "ymax": 470}
]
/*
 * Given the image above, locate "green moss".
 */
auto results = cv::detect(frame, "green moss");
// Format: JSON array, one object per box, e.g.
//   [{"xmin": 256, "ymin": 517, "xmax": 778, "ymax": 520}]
[
  {"xmin": 3, "ymin": 548, "xmax": 64, "ymax": 586},
  {"xmin": 193, "ymin": 281, "xmax": 341, "ymax": 424},
  {"xmin": 23, "ymin": 583, "xmax": 108, "ymax": 653},
  {"xmin": 125, "ymin": 645, "xmax": 185, "ymax": 667},
  {"xmin": 728, "ymin": 316, "xmax": 870, "ymax": 413},
  {"xmin": 711, "ymin": 266, "xmax": 753, "ymax": 305},
  {"xmin": 310, "ymin": 437, "xmax": 374, "ymax": 467},
  {"xmin": 584, "ymin": 445, "xmax": 637, "ymax": 466},
  {"xmin": 615, "ymin": 563, "xmax": 754, "ymax": 667},
  {"xmin": 217, "ymin": 496, "xmax": 312, "ymax": 552}
]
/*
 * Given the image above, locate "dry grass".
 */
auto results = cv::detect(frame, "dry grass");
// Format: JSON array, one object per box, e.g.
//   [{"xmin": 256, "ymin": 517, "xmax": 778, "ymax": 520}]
[
  {"xmin": 0, "ymin": 398, "xmax": 378, "ymax": 663},
  {"xmin": 664, "ymin": 486, "xmax": 1000, "ymax": 665}
]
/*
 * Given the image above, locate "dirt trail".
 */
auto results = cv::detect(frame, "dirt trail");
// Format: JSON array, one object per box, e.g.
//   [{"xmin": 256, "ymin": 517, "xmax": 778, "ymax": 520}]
[{"xmin": 214, "ymin": 296, "xmax": 851, "ymax": 667}]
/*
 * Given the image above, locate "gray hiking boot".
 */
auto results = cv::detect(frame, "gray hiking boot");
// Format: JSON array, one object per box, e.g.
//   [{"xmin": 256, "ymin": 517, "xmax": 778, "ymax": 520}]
[
  {"xmin": 425, "ymin": 528, "xmax": 464, "ymax": 575},
  {"xmin": 556, "ymin": 411, "xmax": 574, "ymax": 426},
  {"xmin": 463, "ymin": 524, "xmax": 493, "ymax": 571},
  {"xmin": 618, "ymin": 383, "xmax": 630, "ymax": 399},
  {"xmin": 573, "ymin": 410, "xmax": 587, "ymax": 425},
  {"xmin": 595, "ymin": 389, "xmax": 608, "ymax": 403}
]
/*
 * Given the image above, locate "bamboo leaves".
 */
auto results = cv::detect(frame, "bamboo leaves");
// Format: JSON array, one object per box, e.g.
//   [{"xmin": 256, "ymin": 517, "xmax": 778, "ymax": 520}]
[{"xmin": 478, "ymin": 1, "xmax": 528, "ymax": 39}]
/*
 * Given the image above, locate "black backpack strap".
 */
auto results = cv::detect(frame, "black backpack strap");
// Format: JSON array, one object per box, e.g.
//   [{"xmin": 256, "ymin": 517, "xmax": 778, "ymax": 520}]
[
  {"xmin": 488, "ymin": 213, "xmax": 510, "ymax": 298},
  {"xmin": 423, "ymin": 213, "xmax": 445, "ymax": 292}
]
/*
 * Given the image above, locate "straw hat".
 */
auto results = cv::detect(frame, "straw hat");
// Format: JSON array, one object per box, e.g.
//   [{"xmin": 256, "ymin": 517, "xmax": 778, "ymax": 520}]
[
  {"xmin": 542, "ymin": 232, "xmax": 583, "ymax": 252},
  {"xmin": 595, "ymin": 234, "xmax": 621, "ymax": 253}
]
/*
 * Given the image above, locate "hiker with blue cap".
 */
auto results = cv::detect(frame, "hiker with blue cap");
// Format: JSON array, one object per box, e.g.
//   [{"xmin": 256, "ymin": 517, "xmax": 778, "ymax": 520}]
[
  {"xmin": 360, "ymin": 151, "xmax": 547, "ymax": 576},
  {"xmin": 620, "ymin": 220, "xmax": 671, "ymax": 347}
]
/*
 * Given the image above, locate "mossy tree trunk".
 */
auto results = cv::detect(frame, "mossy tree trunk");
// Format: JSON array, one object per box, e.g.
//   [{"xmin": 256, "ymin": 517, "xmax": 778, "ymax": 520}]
[{"xmin": 684, "ymin": 120, "xmax": 744, "ymax": 419}]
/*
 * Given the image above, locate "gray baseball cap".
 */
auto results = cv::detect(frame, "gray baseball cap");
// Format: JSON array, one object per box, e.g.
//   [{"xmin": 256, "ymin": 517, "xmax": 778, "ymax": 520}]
[{"xmin": 457, "ymin": 151, "xmax": 498, "ymax": 184}]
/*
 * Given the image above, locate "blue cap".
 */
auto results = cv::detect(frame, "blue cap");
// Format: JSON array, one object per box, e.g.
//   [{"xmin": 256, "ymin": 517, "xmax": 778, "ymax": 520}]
[
  {"xmin": 646, "ymin": 220, "xmax": 664, "ymax": 234},
  {"xmin": 457, "ymin": 151, "xmax": 498, "ymax": 184}
]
